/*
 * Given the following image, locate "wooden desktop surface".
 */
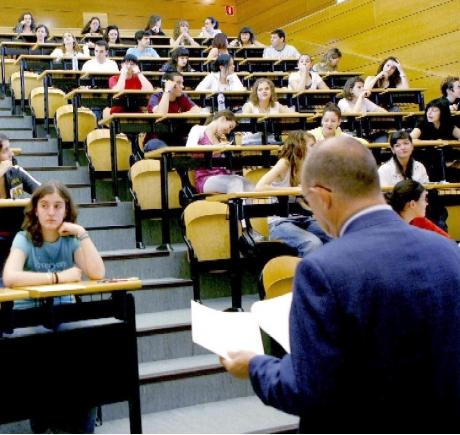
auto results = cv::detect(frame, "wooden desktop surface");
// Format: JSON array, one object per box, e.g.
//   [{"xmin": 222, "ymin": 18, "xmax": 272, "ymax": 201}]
[
  {"xmin": 145, "ymin": 144, "xmax": 280, "ymax": 159},
  {"xmin": 18, "ymin": 278, "xmax": 142, "ymax": 298},
  {"xmin": 0, "ymin": 198, "xmax": 30, "ymax": 208},
  {"xmin": 0, "ymin": 288, "xmax": 31, "ymax": 302}
]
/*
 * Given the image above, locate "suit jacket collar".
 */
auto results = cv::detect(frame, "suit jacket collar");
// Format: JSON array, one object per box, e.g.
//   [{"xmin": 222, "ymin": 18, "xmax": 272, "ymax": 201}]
[{"xmin": 341, "ymin": 207, "xmax": 400, "ymax": 236}]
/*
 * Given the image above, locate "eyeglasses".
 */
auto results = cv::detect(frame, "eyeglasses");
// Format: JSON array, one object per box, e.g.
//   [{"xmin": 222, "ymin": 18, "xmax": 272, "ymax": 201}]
[{"xmin": 303, "ymin": 184, "xmax": 332, "ymax": 201}]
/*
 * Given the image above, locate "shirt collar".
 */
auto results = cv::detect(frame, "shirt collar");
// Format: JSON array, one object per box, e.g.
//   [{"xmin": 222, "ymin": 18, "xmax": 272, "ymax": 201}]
[{"xmin": 339, "ymin": 204, "xmax": 392, "ymax": 237}]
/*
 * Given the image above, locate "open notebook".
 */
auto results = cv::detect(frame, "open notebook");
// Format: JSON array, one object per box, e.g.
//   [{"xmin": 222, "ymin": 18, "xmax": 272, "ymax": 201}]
[{"xmin": 191, "ymin": 293, "xmax": 292, "ymax": 359}]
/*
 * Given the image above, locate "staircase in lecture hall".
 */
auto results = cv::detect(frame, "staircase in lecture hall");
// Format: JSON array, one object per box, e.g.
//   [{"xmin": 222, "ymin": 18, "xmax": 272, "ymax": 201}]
[{"xmin": 0, "ymin": 95, "xmax": 298, "ymax": 434}]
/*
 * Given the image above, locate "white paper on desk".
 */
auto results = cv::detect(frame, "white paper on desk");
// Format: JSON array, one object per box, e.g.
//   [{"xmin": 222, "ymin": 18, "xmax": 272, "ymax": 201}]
[
  {"xmin": 191, "ymin": 301, "xmax": 264, "ymax": 359},
  {"xmin": 251, "ymin": 293, "xmax": 292, "ymax": 353}
]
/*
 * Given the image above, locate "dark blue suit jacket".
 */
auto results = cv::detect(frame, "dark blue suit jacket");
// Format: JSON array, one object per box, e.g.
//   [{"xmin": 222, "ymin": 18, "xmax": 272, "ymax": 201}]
[{"xmin": 250, "ymin": 209, "xmax": 460, "ymax": 432}]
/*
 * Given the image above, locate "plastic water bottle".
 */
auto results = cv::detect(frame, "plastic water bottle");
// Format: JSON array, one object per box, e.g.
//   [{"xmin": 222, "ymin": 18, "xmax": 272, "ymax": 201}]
[
  {"xmin": 217, "ymin": 93, "xmax": 226, "ymax": 111},
  {"xmin": 72, "ymin": 53, "xmax": 78, "ymax": 71}
]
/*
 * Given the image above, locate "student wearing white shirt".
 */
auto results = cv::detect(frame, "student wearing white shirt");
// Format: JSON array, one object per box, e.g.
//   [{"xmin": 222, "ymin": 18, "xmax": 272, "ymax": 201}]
[
  {"xmin": 288, "ymin": 54, "xmax": 329, "ymax": 91},
  {"xmin": 337, "ymin": 76, "xmax": 387, "ymax": 113},
  {"xmin": 81, "ymin": 40, "xmax": 119, "ymax": 73},
  {"xmin": 50, "ymin": 32, "xmax": 89, "ymax": 62},
  {"xmin": 378, "ymin": 130, "xmax": 429, "ymax": 187},
  {"xmin": 198, "ymin": 16, "xmax": 222, "ymax": 38},
  {"xmin": 263, "ymin": 29, "xmax": 300, "ymax": 60},
  {"xmin": 196, "ymin": 54, "xmax": 244, "ymax": 92}
]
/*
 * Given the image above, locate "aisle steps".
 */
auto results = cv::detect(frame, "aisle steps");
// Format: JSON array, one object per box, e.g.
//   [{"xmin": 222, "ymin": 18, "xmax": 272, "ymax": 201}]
[{"xmin": 0, "ymin": 93, "xmax": 298, "ymax": 435}]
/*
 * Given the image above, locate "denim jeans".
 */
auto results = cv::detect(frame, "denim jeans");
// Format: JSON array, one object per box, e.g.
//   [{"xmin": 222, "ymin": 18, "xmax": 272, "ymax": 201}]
[{"xmin": 269, "ymin": 216, "xmax": 331, "ymax": 257}]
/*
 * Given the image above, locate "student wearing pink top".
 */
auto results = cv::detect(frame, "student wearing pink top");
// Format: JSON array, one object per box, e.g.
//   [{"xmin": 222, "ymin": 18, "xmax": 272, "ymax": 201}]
[{"xmin": 186, "ymin": 110, "xmax": 253, "ymax": 193}]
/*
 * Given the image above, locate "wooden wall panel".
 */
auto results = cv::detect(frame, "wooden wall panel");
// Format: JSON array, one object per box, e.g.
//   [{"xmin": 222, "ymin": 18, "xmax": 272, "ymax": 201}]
[
  {"xmin": 0, "ymin": 0, "xmax": 238, "ymax": 35},
  {"xmin": 235, "ymin": 0, "xmax": 334, "ymax": 36},
  {"xmin": 277, "ymin": 0, "xmax": 460, "ymax": 103}
]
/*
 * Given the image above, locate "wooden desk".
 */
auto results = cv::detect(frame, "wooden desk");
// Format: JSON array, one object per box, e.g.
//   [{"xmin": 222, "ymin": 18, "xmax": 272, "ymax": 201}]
[
  {"xmin": 64, "ymin": 88, "xmax": 118, "ymax": 164},
  {"xmin": 261, "ymin": 113, "xmax": 315, "ymax": 142},
  {"xmin": 243, "ymin": 72, "xmax": 288, "ymax": 88},
  {"xmin": 37, "ymin": 69, "xmax": 84, "ymax": 133},
  {"xmin": 237, "ymin": 57, "xmax": 278, "ymax": 73},
  {"xmin": 331, "ymin": 111, "xmax": 416, "ymax": 138},
  {"xmin": 0, "ymin": 278, "xmax": 143, "ymax": 433},
  {"xmin": 100, "ymin": 112, "xmax": 209, "ymax": 198},
  {"xmin": 145, "ymin": 144, "xmax": 280, "ymax": 249},
  {"xmin": 294, "ymin": 89, "xmax": 341, "ymax": 112},
  {"xmin": 319, "ymin": 71, "xmax": 363, "ymax": 89},
  {"xmin": 0, "ymin": 288, "xmax": 30, "ymax": 302},
  {"xmin": 377, "ymin": 88, "xmax": 426, "ymax": 111},
  {"xmin": 0, "ymin": 41, "xmax": 34, "ymax": 94},
  {"xmin": 15, "ymin": 54, "xmax": 90, "ymax": 112},
  {"xmin": 380, "ymin": 182, "xmax": 460, "ymax": 193},
  {"xmin": 234, "ymin": 46, "xmax": 265, "ymax": 59}
]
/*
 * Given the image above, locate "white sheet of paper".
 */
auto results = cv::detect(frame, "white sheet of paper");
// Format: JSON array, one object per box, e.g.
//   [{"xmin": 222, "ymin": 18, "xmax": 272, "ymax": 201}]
[
  {"xmin": 251, "ymin": 293, "xmax": 292, "ymax": 353},
  {"xmin": 24, "ymin": 283, "xmax": 86, "ymax": 292},
  {"xmin": 191, "ymin": 301, "xmax": 264, "ymax": 359}
]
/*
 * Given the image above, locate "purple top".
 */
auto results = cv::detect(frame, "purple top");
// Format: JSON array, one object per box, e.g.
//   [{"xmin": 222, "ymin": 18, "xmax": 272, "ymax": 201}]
[{"xmin": 194, "ymin": 132, "xmax": 231, "ymax": 193}]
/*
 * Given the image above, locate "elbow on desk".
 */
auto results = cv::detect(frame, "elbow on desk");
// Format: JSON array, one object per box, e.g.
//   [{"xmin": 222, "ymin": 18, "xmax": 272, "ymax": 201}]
[{"xmin": 87, "ymin": 266, "xmax": 106, "ymax": 281}]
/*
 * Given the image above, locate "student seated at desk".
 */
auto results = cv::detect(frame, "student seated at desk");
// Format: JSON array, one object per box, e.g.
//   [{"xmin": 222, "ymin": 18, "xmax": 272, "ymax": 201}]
[
  {"xmin": 364, "ymin": 56, "xmax": 409, "ymax": 90},
  {"xmin": 206, "ymin": 33, "xmax": 230, "ymax": 61},
  {"xmin": 2, "ymin": 182, "xmax": 104, "ymax": 433},
  {"xmin": 50, "ymin": 32, "xmax": 89, "ymax": 62},
  {"xmin": 378, "ymin": 130, "xmax": 429, "ymax": 186},
  {"xmin": 196, "ymin": 54, "xmax": 245, "ymax": 92},
  {"xmin": 0, "ymin": 133, "xmax": 40, "ymax": 199},
  {"xmin": 410, "ymin": 98, "xmax": 460, "ymax": 141},
  {"xmin": 81, "ymin": 39, "xmax": 119, "ymax": 73},
  {"xmin": 440, "ymin": 76, "xmax": 460, "ymax": 113},
  {"xmin": 145, "ymin": 15, "xmax": 166, "ymax": 36},
  {"xmin": 81, "ymin": 16, "xmax": 104, "ymax": 38},
  {"xmin": 0, "ymin": 134, "xmax": 41, "ymax": 278},
  {"xmin": 243, "ymin": 78, "xmax": 293, "ymax": 115},
  {"xmin": 308, "ymin": 102, "xmax": 368, "ymax": 144},
  {"xmin": 242, "ymin": 78, "xmax": 294, "ymax": 145},
  {"xmin": 170, "ymin": 20, "xmax": 200, "ymax": 48},
  {"xmin": 312, "ymin": 47, "xmax": 342, "ymax": 73},
  {"xmin": 34, "ymin": 24, "xmax": 50, "ymax": 44},
  {"xmin": 144, "ymin": 71, "xmax": 202, "ymax": 152},
  {"xmin": 255, "ymin": 130, "xmax": 330, "ymax": 257},
  {"xmin": 160, "ymin": 47, "xmax": 195, "ymax": 73},
  {"xmin": 229, "ymin": 27, "xmax": 264, "ymax": 48},
  {"xmin": 104, "ymin": 53, "xmax": 154, "ymax": 116},
  {"xmin": 186, "ymin": 109, "xmax": 254, "ymax": 194},
  {"xmin": 198, "ymin": 16, "xmax": 222, "ymax": 39},
  {"xmin": 337, "ymin": 76, "xmax": 387, "ymax": 113},
  {"xmin": 126, "ymin": 30, "xmax": 160, "ymax": 59},
  {"xmin": 13, "ymin": 11, "xmax": 36, "ymax": 35},
  {"xmin": 387, "ymin": 179, "xmax": 451, "ymax": 239},
  {"xmin": 3, "ymin": 181, "xmax": 105, "ymax": 291},
  {"xmin": 104, "ymin": 24, "xmax": 121, "ymax": 44},
  {"xmin": 262, "ymin": 28, "xmax": 300, "ymax": 60},
  {"xmin": 288, "ymin": 54, "xmax": 329, "ymax": 92}
]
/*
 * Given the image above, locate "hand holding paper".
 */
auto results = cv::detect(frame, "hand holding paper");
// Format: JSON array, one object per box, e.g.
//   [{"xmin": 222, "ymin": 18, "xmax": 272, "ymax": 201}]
[{"xmin": 191, "ymin": 301, "xmax": 264, "ymax": 359}]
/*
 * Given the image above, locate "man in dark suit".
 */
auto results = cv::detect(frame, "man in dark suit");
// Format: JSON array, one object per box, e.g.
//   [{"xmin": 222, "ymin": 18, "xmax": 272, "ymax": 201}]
[{"xmin": 222, "ymin": 136, "xmax": 460, "ymax": 432}]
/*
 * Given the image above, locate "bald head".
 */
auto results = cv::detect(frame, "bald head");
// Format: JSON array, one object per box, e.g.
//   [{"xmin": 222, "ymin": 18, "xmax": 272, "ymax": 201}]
[{"xmin": 302, "ymin": 136, "xmax": 381, "ymax": 199}]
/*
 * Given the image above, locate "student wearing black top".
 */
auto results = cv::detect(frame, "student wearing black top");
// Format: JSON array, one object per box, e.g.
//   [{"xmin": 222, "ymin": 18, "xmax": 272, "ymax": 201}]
[
  {"xmin": 411, "ymin": 98, "xmax": 460, "ymax": 182},
  {"xmin": 145, "ymin": 15, "xmax": 165, "ymax": 36},
  {"xmin": 440, "ymin": 76, "xmax": 460, "ymax": 113},
  {"xmin": 411, "ymin": 98, "xmax": 460, "ymax": 140}
]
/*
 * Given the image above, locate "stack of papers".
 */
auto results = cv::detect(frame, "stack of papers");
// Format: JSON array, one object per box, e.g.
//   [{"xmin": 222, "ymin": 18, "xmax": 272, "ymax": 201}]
[{"xmin": 191, "ymin": 292, "xmax": 292, "ymax": 358}]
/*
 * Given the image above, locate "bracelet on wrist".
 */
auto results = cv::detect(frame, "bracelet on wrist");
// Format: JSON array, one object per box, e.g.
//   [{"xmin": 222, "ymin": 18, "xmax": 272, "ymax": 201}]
[
  {"xmin": 78, "ymin": 231, "xmax": 90, "ymax": 241},
  {"xmin": 54, "ymin": 272, "xmax": 59, "ymax": 284}
]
